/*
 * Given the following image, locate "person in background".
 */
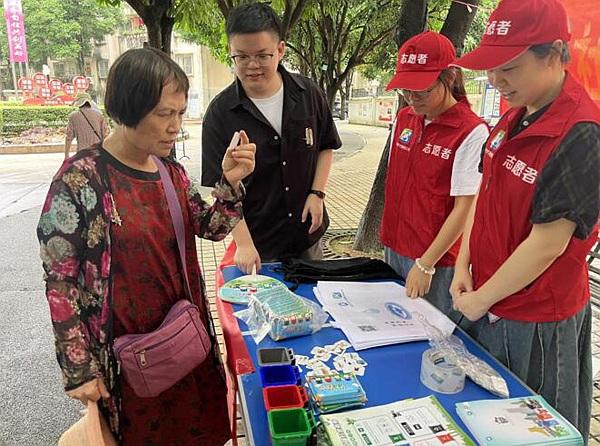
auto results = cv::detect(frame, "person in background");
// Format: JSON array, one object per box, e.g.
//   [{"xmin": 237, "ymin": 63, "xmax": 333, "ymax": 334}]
[
  {"xmin": 201, "ymin": 2, "xmax": 342, "ymax": 273},
  {"xmin": 451, "ymin": 0, "xmax": 600, "ymax": 440},
  {"xmin": 64, "ymin": 93, "xmax": 109, "ymax": 159},
  {"xmin": 380, "ymin": 31, "xmax": 488, "ymax": 321}
]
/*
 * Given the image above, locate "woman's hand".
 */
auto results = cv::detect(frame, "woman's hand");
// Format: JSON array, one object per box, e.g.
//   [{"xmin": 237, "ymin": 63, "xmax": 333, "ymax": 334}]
[
  {"xmin": 451, "ymin": 266, "xmax": 489, "ymax": 321},
  {"xmin": 66, "ymin": 377, "xmax": 110, "ymax": 405},
  {"xmin": 405, "ymin": 264, "xmax": 433, "ymax": 298},
  {"xmin": 235, "ymin": 243, "xmax": 261, "ymax": 274},
  {"xmin": 452, "ymin": 290, "xmax": 490, "ymax": 322},
  {"xmin": 449, "ymin": 265, "xmax": 474, "ymax": 301},
  {"xmin": 222, "ymin": 130, "xmax": 256, "ymax": 188}
]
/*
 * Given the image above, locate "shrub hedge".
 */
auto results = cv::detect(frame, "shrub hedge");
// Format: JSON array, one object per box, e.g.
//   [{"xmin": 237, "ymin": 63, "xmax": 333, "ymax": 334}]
[{"xmin": 0, "ymin": 106, "xmax": 75, "ymax": 136}]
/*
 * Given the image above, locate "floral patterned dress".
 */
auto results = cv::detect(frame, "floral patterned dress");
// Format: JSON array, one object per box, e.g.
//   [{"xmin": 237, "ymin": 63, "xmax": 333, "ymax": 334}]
[
  {"xmin": 36, "ymin": 146, "xmax": 243, "ymax": 443},
  {"xmin": 105, "ymin": 152, "xmax": 230, "ymax": 445}
]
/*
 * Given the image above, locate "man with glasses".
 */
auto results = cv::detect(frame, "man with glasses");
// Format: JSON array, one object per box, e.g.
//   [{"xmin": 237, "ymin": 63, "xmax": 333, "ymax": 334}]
[{"xmin": 202, "ymin": 2, "xmax": 341, "ymax": 273}]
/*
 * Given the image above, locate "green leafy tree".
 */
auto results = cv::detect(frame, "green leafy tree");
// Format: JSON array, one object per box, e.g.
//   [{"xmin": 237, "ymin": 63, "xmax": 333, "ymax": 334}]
[
  {"xmin": 62, "ymin": 0, "xmax": 124, "ymax": 73},
  {"xmin": 98, "ymin": 0, "xmax": 308, "ymax": 55},
  {"xmin": 101, "ymin": 0, "xmax": 179, "ymax": 53},
  {"xmin": 286, "ymin": 0, "xmax": 399, "ymax": 109},
  {"xmin": 353, "ymin": 0, "xmax": 499, "ymax": 253},
  {"xmin": 177, "ymin": 0, "xmax": 310, "ymax": 63},
  {"xmin": 180, "ymin": 0, "xmax": 396, "ymax": 114},
  {"xmin": 359, "ymin": 0, "xmax": 497, "ymax": 84},
  {"xmin": 0, "ymin": 0, "xmax": 123, "ymax": 72}
]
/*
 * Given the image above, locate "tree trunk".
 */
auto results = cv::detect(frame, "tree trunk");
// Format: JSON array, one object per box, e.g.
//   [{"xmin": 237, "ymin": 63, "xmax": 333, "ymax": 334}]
[
  {"xmin": 353, "ymin": 0, "xmax": 428, "ymax": 253},
  {"xmin": 339, "ymin": 70, "xmax": 353, "ymax": 120},
  {"xmin": 325, "ymin": 81, "xmax": 339, "ymax": 110},
  {"xmin": 126, "ymin": 0, "xmax": 173, "ymax": 53},
  {"xmin": 440, "ymin": 0, "xmax": 479, "ymax": 56},
  {"xmin": 160, "ymin": 14, "xmax": 175, "ymax": 54},
  {"xmin": 352, "ymin": 130, "xmax": 392, "ymax": 253},
  {"xmin": 145, "ymin": 18, "xmax": 163, "ymax": 50},
  {"xmin": 76, "ymin": 53, "xmax": 85, "ymax": 76},
  {"xmin": 394, "ymin": 0, "xmax": 429, "ymax": 46}
]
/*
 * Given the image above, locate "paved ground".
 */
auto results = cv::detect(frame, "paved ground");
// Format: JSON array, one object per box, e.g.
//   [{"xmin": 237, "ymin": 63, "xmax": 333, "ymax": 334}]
[
  {"xmin": 0, "ymin": 120, "xmax": 374, "ymax": 445},
  {"xmin": 0, "ymin": 208, "xmax": 82, "ymax": 445},
  {"xmin": 2, "ymin": 120, "xmax": 600, "ymax": 445}
]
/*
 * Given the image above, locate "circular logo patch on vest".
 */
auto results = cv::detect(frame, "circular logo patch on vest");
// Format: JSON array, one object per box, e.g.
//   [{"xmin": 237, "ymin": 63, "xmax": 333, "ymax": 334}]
[{"xmin": 399, "ymin": 128, "xmax": 413, "ymax": 144}]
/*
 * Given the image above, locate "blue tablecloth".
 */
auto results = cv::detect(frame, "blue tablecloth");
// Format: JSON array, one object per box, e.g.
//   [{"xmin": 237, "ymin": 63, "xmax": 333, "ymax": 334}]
[{"xmin": 223, "ymin": 264, "xmax": 533, "ymax": 445}]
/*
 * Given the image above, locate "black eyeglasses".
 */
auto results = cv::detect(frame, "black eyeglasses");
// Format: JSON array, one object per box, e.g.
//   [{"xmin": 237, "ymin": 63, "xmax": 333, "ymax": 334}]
[
  {"xmin": 230, "ymin": 53, "xmax": 275, "ymax": 67},
  {"xmin": 400, "ymin": 80, "xmax": 440, "ymax": 99}
]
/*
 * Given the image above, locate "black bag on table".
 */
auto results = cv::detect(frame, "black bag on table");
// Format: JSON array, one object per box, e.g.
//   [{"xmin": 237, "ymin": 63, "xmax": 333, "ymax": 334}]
[{"xmin": 278, "ymin": 257, "xmax": 401, "ymax": 288}]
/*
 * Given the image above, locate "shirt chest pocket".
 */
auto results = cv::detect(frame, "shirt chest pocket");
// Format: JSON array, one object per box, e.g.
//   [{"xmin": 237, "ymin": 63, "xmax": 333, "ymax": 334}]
[{"xmin": 289, "ymin": 117, "xmax": 317, "ymax": 151}]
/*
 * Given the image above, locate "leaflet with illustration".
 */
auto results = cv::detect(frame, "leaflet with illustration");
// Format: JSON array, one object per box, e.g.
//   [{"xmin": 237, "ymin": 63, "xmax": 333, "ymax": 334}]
[
  {"xmin": 456, "ymin": 396, "xmax": 583, "ymax": 446},
  {"xmin": 320, "ymin": 395, "xmax": 474, "ymax": 446}
]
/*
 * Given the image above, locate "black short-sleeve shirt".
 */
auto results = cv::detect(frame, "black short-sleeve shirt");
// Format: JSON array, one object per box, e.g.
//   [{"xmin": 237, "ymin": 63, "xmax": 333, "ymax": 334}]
[{"xmin": 201, "ymin": 65, "xmax": 342, "ymax": 260}]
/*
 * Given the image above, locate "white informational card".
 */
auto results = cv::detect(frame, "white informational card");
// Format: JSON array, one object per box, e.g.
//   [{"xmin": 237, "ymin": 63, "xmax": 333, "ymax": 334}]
[
  {"xmin": 320, "ymin": 395, "xmax": 474, "ymax": 445},
  {"xmin": 314, "ymin": 281, "xmax": 455, "ymax": 350}
]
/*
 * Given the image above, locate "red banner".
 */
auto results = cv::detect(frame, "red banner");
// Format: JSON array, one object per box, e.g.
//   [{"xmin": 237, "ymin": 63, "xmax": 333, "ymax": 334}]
[{"xmin": 561, "ymin": 0, "xmax": 600, "ymax": 107}]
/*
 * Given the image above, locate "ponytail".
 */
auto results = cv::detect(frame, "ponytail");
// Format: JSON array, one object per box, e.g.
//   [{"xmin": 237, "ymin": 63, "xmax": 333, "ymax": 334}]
[{"xmin": 439, "ymin": 67, "xmax": 467, "ymax": 101}]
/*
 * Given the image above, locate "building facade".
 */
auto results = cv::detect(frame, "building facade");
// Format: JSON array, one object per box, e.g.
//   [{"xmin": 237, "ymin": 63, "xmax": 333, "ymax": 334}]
[{"xmin": 48, "ymin": 5, "xmax": 233, "ymax": 119}]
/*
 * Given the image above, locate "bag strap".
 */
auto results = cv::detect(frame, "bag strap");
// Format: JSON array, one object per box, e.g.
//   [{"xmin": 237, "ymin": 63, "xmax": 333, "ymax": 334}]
[
  {"xmin": 153, "ymin": 156, "xmax": 192, "ymax": 301},
  {"xmin": 80, "ymin": 109, "xmax": 103, "ymax": 142}
]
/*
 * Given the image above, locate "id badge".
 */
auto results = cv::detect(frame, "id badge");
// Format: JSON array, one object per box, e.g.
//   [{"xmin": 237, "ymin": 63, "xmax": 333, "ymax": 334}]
[{"xmin": 304, "ymin": 127, "xmax": 314, "ymax": 146}]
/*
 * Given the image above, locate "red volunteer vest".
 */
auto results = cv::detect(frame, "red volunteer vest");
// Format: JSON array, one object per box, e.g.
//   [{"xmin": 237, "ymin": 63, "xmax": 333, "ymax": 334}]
[
  {"xmin": 381, "ymin": 99, "xmax": 485, "ymax": 267},
  {"xmin": 471, "ymin": 72, "xmax": 600, "ymax": 322}
]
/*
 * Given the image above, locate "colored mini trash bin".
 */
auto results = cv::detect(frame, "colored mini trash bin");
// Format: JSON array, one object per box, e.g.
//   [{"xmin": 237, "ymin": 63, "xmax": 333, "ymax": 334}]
[
  {"xmin": 257, "ymin": 347, "xmax": 294, "ymax": 367},
  {"xmin": 267, "ymin": 408, "xmax": 316, "ymax": 446},
  {"xmin": 259, "ymin": 364, "xmax": 301, "ymax": 388},
  {"xmin": 263, "ymin": 385, "xmax": 308, "ymax": 411}
]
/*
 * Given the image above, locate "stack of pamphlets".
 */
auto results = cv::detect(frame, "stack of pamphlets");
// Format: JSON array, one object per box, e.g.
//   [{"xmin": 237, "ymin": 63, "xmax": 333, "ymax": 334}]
[
  {"xmin": 314, "ymin": 281, "xmax": 455, "ymax": 350},
  {"xmin": 320, "ymin": 395, "xmax": 474, "ymax": 445},
  {"xmin": 456, "ymin": 396, "xmax": 583, "ymax": 445}
]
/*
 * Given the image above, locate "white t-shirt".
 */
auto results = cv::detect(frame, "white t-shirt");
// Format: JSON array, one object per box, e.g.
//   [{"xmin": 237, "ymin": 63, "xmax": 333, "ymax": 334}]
[
  {"xmin": 249, "ymin": 84, "xmax": 284, "ymax": 136},
  {"xmin": 449, "ymin": 123, "xmax": 489, "ymax": 196},
  {"xmin": 418, "ymin": 120, "xmax": 487, "ymax": 196}
]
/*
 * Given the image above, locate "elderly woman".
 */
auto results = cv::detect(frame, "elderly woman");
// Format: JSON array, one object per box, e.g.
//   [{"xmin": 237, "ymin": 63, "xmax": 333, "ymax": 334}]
[{"xmin": 38, "ymin": 48, "xmax": 255, "ymax": 444}]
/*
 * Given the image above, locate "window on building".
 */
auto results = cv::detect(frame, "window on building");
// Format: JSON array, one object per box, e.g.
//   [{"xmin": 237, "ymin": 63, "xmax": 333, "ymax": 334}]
[
  {"xmin": 66, "ymin": 63, "xmax": 78, "ymax": 77},
  {"xmin": 97, "ymin": 59, "xmax": 109, "ymax": 78},
  {"xmin": 175, "ymin": 54, "xmax": 193, "ymax": 76},
  {"xmin": 54, "ymin": 62, "xmax": 65, "ymax": 78}
]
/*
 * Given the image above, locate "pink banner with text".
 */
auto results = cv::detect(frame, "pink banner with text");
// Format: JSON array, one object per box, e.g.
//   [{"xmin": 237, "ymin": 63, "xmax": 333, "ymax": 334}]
[{"xmin": 3, "ymin": 0, "xmax": 28, "ymax": 63}]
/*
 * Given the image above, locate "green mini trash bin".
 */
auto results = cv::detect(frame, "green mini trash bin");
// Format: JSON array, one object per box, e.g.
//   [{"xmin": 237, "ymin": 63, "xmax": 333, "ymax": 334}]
[{"xmin": 267, "ymin": 408, "xmax": 316, "ymax": 446}]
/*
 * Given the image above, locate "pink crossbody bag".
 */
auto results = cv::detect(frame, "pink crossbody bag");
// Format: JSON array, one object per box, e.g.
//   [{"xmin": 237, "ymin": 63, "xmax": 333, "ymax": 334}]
[{"xmin": 113, "ymin": 156, "xmax": 211, "ymax": 398}]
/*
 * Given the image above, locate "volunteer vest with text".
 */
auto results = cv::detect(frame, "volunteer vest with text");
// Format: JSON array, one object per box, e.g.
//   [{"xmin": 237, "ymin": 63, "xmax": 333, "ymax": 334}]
[
  {"xmin": 471, "ymin": 73, "xmax": 600, "ymax": 322},
  {"xmin": 381, "ymin": 99, "xmax": 484, "ymax": 267}
]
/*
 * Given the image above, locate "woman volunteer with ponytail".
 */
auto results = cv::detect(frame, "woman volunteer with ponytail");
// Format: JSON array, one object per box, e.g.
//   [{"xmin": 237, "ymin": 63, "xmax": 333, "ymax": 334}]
[
  {"xmin": 450, "ymin": 0, "xmax": 600, "ymax": 439},
  {"xmin": 381, "ymin": 31, "xmax": 488, "ymax": 321}
]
